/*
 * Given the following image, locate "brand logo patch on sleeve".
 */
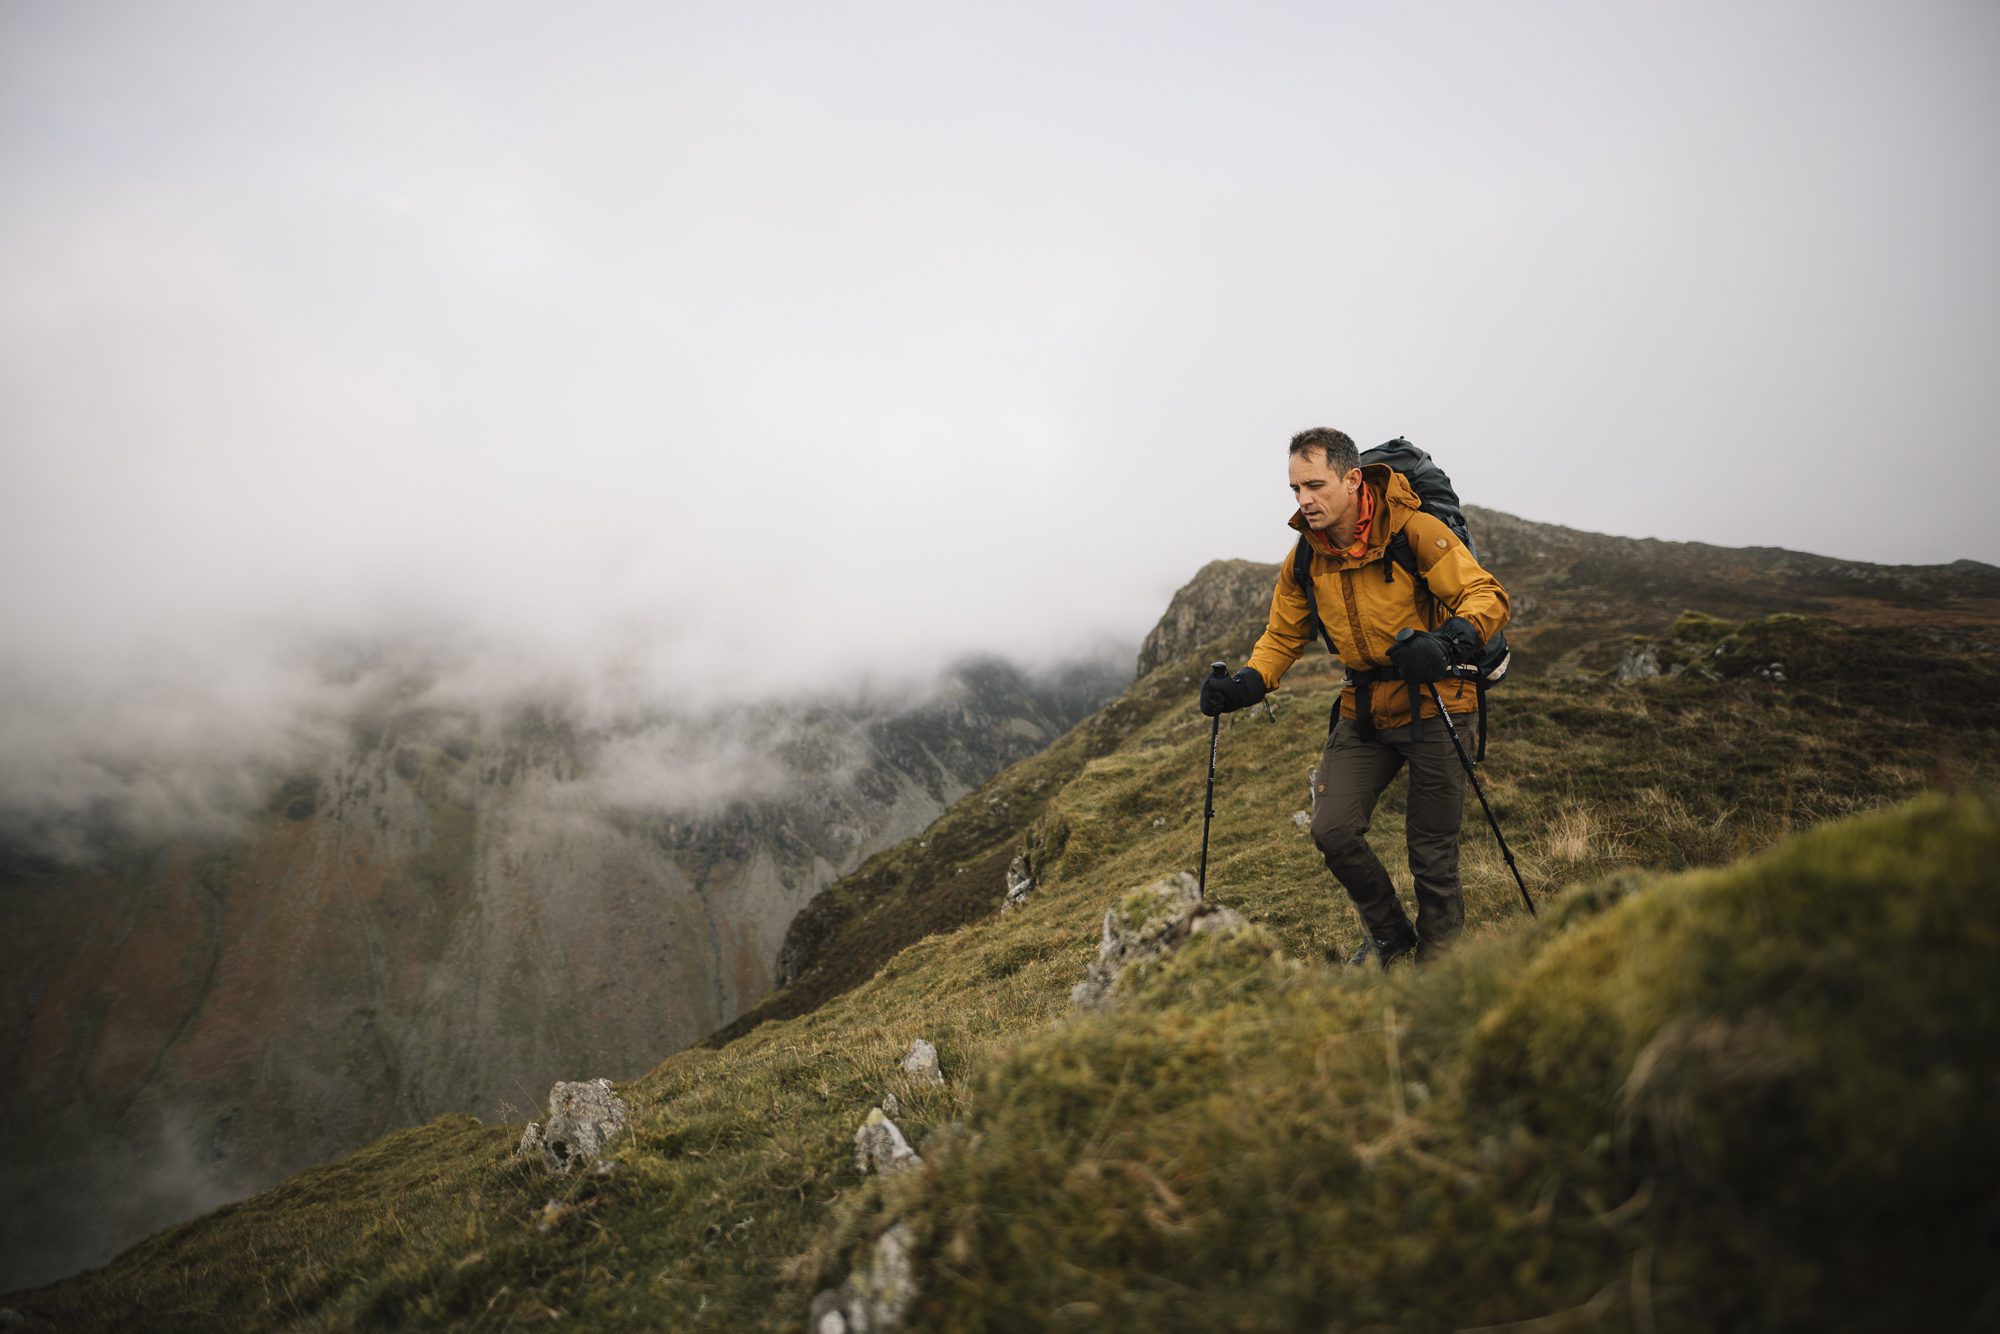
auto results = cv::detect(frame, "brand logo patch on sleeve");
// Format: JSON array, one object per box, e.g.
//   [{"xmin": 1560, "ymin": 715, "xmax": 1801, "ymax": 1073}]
[{"xmin": 1435, "ymin": 538, "xmax": 1448, "ymax": 549}]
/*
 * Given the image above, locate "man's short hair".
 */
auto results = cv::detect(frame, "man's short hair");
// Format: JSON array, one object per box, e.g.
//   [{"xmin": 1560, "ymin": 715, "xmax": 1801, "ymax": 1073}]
[{"xmin": 1288, "ymin": 428, "xmax": 1358, "ymax": 474}]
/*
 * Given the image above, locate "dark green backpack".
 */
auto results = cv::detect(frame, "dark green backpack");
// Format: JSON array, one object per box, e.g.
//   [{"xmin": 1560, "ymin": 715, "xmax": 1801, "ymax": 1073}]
[{"xmin": 1290, "ymin": 437, "xmax": 1511, "ymax": 757}]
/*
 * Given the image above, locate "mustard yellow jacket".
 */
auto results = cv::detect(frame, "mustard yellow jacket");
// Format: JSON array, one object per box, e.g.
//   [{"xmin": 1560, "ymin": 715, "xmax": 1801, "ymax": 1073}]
[{"xmin": 1247, "ymin": 464, "xmax": 1511, "ymax": 729}]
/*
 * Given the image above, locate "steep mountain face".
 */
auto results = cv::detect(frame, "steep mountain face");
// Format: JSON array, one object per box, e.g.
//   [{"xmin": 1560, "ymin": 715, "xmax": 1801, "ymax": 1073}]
[
  {"xmin": 0, "ymin": 654, "xmax": 1125, "ymax": 1292},
  {"xmin": 1137, "ymin": 505, "xmax": 2000, "ymax": 679},
  {"xmin": 1133, "ymin": 559, "xmax": 1279, "ymax": 678}
]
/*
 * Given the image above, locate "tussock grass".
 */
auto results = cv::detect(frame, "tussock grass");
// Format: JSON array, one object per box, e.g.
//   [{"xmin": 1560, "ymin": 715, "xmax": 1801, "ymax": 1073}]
[
  {"xmin": 12, "ymin": 615, "xmax": 1999, "ymax": 1330},
  {"xmin": 805, "ymin": 791, "xmax": 2000, "ymax": 1331}
]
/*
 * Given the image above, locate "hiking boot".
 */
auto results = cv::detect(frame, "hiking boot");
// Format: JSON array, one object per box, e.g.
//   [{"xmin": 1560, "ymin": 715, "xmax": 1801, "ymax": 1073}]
[
  {"xmin": 1341, "ymin": 923, "xmax": 1417, "ymax": 969},
  {"xmin": 1376, "ymin": 928, "xmax": 1424, "ymax": 972}
]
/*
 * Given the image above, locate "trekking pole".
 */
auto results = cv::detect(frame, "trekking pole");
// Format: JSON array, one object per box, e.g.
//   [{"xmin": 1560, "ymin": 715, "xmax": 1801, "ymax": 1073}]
[
  {"xmin": 1426, "ymin": 679, "xmax": 1536, "ymax": 919},
  {"xmin": 1197, "ymin": 661, "xmax": 1226, "ymax": 901}
]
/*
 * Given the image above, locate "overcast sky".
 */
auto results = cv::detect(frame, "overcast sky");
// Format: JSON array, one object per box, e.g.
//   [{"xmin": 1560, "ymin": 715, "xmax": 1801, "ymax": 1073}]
[{"xmin": 4, "ymin": 1, "xmax": 1996, "ymax": 735}]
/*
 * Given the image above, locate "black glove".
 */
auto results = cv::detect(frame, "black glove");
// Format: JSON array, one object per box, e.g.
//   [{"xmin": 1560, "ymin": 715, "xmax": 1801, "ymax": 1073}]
[
  {"xmin": 1200, "ymin": 666, "xmax": 1267, "ymax": 717},
  {"xmin": 1437, "ymin": 616, "xmax": 1482, "ymax": 666},
  {"xmin": 1390, "ymin": 619, "xmax": 1485, "ymax": 685},
  {"xmin": 1388, "ymin": 628, "xmax": 1452, "ymax": 684}
]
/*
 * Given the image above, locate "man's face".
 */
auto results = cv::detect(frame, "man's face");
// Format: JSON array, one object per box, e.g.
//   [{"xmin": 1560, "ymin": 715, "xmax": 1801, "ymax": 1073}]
[{"xmin": 1288, "ymin": 449, "xmax": 1360, "ymax": 532}]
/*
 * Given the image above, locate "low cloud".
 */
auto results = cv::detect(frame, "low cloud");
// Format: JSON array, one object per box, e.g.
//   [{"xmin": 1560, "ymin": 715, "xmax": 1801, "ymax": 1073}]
[
  {"xmin": 587, "ymin": 711, "xmax": 866, "ymax": 817},
  {"xmin": 0, "ymin": 609, "xmax": 1133, "ymax": 865},
  {"xmin": 6, "ymin": 2, "xmax": 1995, "ymax": 861}
]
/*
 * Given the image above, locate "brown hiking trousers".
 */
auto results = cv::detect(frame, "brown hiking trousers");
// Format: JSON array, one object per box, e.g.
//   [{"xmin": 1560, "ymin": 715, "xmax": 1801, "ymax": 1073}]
[{"xmin": 1309, "ymin": 711, "xmax": 1471, "ymax": 961}]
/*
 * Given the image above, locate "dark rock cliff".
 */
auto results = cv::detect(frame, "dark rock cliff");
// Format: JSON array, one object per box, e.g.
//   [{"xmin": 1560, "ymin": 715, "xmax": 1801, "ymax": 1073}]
[{"xmin": 0, "ymin": 654, "xmax": 1126, "ymax": 1292}]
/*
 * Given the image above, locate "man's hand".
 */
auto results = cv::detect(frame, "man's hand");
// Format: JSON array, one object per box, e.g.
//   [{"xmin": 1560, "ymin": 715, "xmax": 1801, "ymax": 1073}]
[
  {"xmin": 1200, "ymin": 666, "xmax": 1267, "ymax": 717},
  {"xmin": 1437, "ymin": 616, "xmax": 1481, "ymax": 666},
  {"xmin": 1389, "ymin": 618, "xmax": 1483, "ymax": 684},
  {"xmin": 1388, "ymin": 629, "xmax": 1451, "ymax": 683}
]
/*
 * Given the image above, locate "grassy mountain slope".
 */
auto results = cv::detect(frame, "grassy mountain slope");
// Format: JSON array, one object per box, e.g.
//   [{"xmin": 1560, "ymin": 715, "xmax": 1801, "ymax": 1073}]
[
  {"xmin": 10, "ymin": 610, "xmax": 1999, "ymax": 1330},
  {"xmin": 808, "ymin": 785, "xmax": 1999, "ymax": 1331}
]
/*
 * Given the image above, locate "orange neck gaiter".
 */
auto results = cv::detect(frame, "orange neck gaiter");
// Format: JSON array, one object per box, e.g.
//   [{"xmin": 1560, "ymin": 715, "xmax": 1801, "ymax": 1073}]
[{"xmin": 1338, "ymin": 477, "xmax": 1376, "ymax": 559}]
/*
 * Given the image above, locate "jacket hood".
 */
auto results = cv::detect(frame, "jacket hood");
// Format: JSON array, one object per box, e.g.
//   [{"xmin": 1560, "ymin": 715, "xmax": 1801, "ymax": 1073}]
[{"xmin": 1288, "ymin": 463, "xmax": 1421, "ymax": 562}]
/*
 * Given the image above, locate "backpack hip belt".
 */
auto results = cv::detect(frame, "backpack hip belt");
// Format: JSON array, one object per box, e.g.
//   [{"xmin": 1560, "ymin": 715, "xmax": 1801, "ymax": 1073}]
[
  {"xmin": 1341, "ymin": 665, "xmax": 1410, "ymax": 744},
  {"xmin": 1340, "ymin": 665, "xmax": 1490, "ymax": 759}
]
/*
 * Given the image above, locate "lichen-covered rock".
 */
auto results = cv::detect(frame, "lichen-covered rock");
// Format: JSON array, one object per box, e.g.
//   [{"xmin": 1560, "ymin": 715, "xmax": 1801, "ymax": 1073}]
[
  {"xmin": 515, "ymin": 1121, "xmax": 546, "ymax": 1160},
  {"xmin": 1002, "ymin": 852, "xmax": 1035, "ymax": 911},
  {"xmin": 1291, "ymin": 810, "xmax": 1311, "ymax": 830},
  {"xmin": 809, "ymin": 1295, "xmax": 845, "ymax": 1334},
  {"xmin": 1617, "ymin": 642, "xmax": 1662, "ymax": 680},
  {"xmin": 900, "ymin": 1038, "xmax": 944, "ymax": 1085},
  {"xmin": 854, "ymin": 1107, "xmax": 921, "ymax": 1175},
  {"xmin": 808, "ymin": 1221, "xmax": 920, "ymax": 1332},
  {"xmin": 1070, "ymin": 871, "xmax": 1249, "ymax": 1011},
  {"xmin": 1192, "ymin": 905, "xmax": 1248, "ymax": 937},
  {"xmin": 522, "ymin": 1078, "xmax": 627, "ymax": 1172}
]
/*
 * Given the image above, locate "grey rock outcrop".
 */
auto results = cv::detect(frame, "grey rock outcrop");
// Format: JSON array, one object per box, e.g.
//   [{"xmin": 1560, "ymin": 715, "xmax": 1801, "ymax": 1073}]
[
  {"xmin": 1134, "ymin": 559, "xmax": 1277, "ymax": 679},
  {"xmin": 854, "ymin": 1108, "xmax": 921, "ymax": 1175},
  {"xmin": 899, "ymin": 1039, "xmax": 944, "ymax": 1086},
  {"xmin": 808, "ymin": 1221, "xmax": 919, "ymax": 1332},
  {"xmin": 1002, "ymin": 852, "xmax": 1034, "ymax": 911},
  {"xmin": 1617, "ymin": 642, "xmax": 1662, "ymax": 681},
  {"xmin": 517, "ymin": 1078, "xmax": 628, "ymax": 1172},
  {"xmin": 1071, "ymin": 872, "xmax": 1249, "ymax": 1012}
]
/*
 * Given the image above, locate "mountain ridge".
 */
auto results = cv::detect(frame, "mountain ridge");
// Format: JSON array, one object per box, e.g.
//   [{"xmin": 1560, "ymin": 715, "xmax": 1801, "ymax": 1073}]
[{"xmin": 1137, "ymin": 504, "xmax": 2000, "ymax": 681}]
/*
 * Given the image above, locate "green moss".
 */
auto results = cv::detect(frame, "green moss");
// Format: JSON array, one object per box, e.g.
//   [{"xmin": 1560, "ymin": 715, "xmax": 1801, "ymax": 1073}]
[
  {"xmin": 1668, "ymin": 610, "xmax": 1736, "ymax": 643},
  {"xmin": 1111, "ymin": 879, "xmax": 1184, "ymax": 933},
  {"xmin": 817, "ymin": 791, "xmax": 2000, "ymax": 1331},
  {"xmin": 1116, "ymin": 921, "xmax": 1293, "ymax": 1012}
]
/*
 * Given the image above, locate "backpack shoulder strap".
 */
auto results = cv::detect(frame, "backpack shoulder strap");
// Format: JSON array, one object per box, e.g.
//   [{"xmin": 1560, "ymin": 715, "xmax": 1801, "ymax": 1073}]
[
  {"xmin": 1386, "ymin": 531, "xmax": 1420, "ymax": 582},
  {"xmin": 1387, "ymin": 513, "xmax": 1461, "ymax": 615},
  {"xmin": 1293, "ymin": 534, "xmax": 1339, "ymax": 657}
]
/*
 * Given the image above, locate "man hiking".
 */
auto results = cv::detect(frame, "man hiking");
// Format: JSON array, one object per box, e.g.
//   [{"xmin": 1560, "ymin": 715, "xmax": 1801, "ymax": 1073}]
[{"xmin": 1200, "ymin": 428, "xmax": 1511, "ymax": 966}]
